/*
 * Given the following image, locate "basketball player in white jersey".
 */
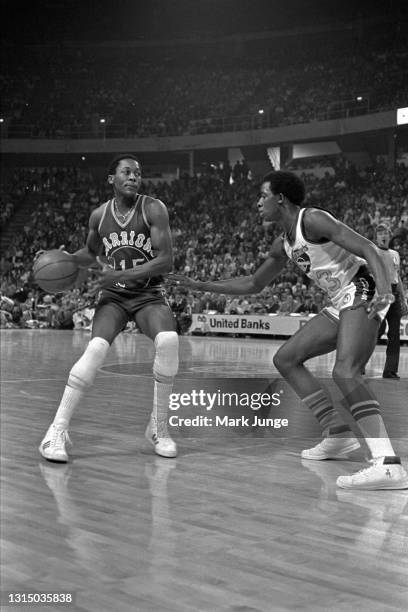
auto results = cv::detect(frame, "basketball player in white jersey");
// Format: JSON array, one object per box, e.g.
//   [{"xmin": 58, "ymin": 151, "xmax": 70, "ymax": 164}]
[
  {"xmin": 171, "ymin": 171, "xmax": 408, "ymax": 490},
  {"xmin": 39, "ymin": 155, "xmax": 179, "ymax": 461},
  {"xmin": 375, "ymin": 223, "xmax": 407, "ymax": 379}
]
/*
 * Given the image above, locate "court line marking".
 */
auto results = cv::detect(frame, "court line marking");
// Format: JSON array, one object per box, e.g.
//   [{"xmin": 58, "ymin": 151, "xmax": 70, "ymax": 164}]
[
  {"xmin": 179, "ymin": 440, "xmax": 277, "ymax": 457},
  {"xmin": 2, "ymin": 377, "xmax": 68, "ymax": 384},
  {"xmin": 19, "ymin": 390, "xmax": 52, "ymax": 401},
  {"xmin": 4, "ymin": 371, "xmax": 399, "ymax": 383},
  {"xmin": 1, "ymin": 374, "xmax": 137, "ymax": 384}
]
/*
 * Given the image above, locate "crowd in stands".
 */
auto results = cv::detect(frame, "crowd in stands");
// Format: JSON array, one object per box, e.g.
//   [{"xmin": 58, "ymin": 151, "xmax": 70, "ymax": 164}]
[
  {"xmin": 0, "ymin": 199, "xmax": 14, "ymax": 227},
  {"xmin": 2, "ymin": 11, "xmax": 407, "ymax": 332},
  {"xmin": 1, "ymin": 24, "xmax": 407, "ymax": 138},
  {"xmin": 0, "ymin": 170, "xmax": 34, "ymax": 227},
  {"xmin": 1, "ymin": 156, "xmax": 407, "ymax": 332}
]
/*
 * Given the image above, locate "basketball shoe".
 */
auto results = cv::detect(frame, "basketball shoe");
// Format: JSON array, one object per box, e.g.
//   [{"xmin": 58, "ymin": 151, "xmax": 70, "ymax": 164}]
[
  {"xmin": 39, "ymin": 424, "xmax": 72, "ymax": 463},
  {"xmin": 336, "ymin": 457, "xmax": 408, "ymax": 490},
  {"xmin": 301, "ymin": 436, "xmax": 360, "ymax": 460},
  {"xmin": 145, "ymin": 415, "xmax": 177, "ymax": 458}
]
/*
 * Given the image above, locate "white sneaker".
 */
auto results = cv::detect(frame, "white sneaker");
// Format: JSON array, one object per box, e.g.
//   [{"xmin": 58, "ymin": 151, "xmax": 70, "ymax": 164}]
[
  {"xmin": 39, "ymin": 424, "xmax": 72, "ymax": 463},
  {"xmin": 301, "ymin": 436, "xmax": 360, "ymax": 460},
  {"xmin": 145, "ymin": 416, "xmax": 177, "ymax": 458},
  {"xmin": 337, "ymin": 458, "xmax": 408, "ymax": 490}
]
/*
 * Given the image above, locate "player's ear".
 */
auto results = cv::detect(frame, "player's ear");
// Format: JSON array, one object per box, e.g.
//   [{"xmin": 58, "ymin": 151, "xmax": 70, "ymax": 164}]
[
  {"xmin": 107, "ymin": 175, "xmax": 114, "ymax": 184},
  {"xmin": 278, "ymin": 193, "xmax": 284, "ymax": 204}
]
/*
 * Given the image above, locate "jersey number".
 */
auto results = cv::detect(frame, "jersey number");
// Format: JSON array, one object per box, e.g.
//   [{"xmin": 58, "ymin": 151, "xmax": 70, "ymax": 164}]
[
  {"xmin": 118, "ymin": 258, "xmax": 145, "ymax": 270},
  {"xmin": 315, "ymin": 270, "xmax": 341, "ymax": 292}
]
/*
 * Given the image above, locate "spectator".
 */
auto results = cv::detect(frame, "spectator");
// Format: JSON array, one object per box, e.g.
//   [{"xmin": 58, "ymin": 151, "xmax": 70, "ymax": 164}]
[
  {"xmin": 277, "ymin": 292, "xmax": 300, "ymax": 315},
  {"xmin": 1, "ymin": 159, "xmax": 407, "ymax": 331},
  {"xmin": 294, "ymin": 294, "xmax": 319, "ymax": 315}
]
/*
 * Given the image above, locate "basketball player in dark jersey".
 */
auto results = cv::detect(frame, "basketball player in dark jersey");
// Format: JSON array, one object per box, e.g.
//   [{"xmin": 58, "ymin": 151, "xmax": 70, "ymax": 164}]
[
  {"xmin": 171, "ymin": 171, "xmax": 408, "ymax": 490},
  {"xmin": 39, "ymin": 155, "xmax": 178, "ymax": 461}
]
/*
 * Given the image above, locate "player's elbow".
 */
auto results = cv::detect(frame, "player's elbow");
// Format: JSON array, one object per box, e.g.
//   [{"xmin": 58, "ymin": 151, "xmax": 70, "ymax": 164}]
[
  {"xmin": 160, "ymin": 255, "xmax": 173, "ymax": 274},
  {"xmin": 88, "ymin": 246, "xmax": 99, "ymax": 259},
  {"xmin": 162, "ymin": 262, "xmax": 173, "ymax": 274},
  {"xmin": 251, "ymin": 277, "xmax": 264, "ymax": 294}
]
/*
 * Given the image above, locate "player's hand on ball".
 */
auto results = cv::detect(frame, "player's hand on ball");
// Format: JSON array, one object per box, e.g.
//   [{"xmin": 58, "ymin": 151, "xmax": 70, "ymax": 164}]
[
  {"xmin": 367, "ymin": 293, "xmax": 395, "ymax": 319},
  {"xmin": 34, "ymin": 244, "xmax": 67, "ymax": 262},
  {"xmin": 167, "ymin": 273, "xmax": 201, "ymax": 289},
  {"xmin": 88, "ymin": 256, "xmax": 120, "ymax": 291},
  {"xmin": 34, "ymin": 250, "xmax": 45, "ymax": 262}
]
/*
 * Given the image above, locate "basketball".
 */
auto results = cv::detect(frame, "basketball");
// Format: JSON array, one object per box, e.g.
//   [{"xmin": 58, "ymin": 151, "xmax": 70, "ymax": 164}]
[{"xmin": 33, "ymin": 249, "xmax": 79, "ymax": 293}]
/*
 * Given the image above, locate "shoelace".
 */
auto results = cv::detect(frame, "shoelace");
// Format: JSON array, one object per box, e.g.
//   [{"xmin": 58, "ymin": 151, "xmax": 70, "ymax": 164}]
[
  {"xmin": 352, "ymin": 460, "xmax": 382, "ymax": 477},
  {"xmin": 52, "ymin": 428, "xmax": 67, "ymax": 449},
  {"xmin": 152, "ymin": 417, "xmax": 171, "ymax": 439}
]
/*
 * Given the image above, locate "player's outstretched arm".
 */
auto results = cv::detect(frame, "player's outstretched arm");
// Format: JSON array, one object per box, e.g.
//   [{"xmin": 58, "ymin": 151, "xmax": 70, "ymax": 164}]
[
  {"xmin": 169, "ymin": 237, "xmax": 287, "ymax": 295},
  {"xmin": 305, "ymin": 209, "xmax": 394, "ymax": 317}
]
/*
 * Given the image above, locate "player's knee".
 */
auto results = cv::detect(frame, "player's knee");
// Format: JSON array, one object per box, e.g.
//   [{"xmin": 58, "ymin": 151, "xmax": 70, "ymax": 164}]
[
  {"xmin": 153, "ymin": 331, "xmax": 179, "ymax": 382},
  {"xmin": 332, "ymin": 359, "xmax": 359, "ymax": 382},
  {"xmin": 68, "ymin": 337, "xmax": 110, "ymax": 390},
  {"xmin": 273, "ymin": 346, "xmax": 299, "ymax": 375}
]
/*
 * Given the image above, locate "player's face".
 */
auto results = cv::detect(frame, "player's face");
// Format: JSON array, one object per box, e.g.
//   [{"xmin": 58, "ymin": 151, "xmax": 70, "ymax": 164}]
[
  {"xmin": 257, "ymin": 181, "xmax": 280, "ymax": 222},
  {"xmin": 376, "ymin": 229, "xmax": 390, "ymax": 248},
  {"xmin": 110, "ymin": 159, "xmax": 142, "ymax": 197}
]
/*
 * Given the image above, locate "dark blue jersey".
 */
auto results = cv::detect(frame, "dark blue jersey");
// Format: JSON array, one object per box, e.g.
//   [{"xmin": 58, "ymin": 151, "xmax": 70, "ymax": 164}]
[{"xmin": 98, "ymin": 195, "xmax": 163, "ymax": 297}]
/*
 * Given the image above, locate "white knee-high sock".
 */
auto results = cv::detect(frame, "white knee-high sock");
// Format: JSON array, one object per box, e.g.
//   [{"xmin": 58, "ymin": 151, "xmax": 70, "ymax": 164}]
[
  {"xmin": 53, "ymin": 337, "xmax": 110, "ymax": 429},
  {"xmin": 152, "ymin": 380, "xmax": 174, "ymax": 431},
  {"xmin": 151, "ymin": 332, "xmax": 179, "ymax": 436}
]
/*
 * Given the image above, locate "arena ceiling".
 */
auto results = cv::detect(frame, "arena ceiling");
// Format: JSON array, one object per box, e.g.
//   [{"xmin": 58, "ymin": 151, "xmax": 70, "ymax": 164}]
[{"xmin": 2, "ymin": 0, "xmax": 406, "ymax": 44}]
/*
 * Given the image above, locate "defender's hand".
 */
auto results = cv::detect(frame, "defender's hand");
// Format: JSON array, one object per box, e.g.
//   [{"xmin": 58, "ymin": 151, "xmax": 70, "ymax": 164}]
[
  {"xmin": 167, "ymin": 273, "xmax": 202, "ymax": 290},
  {"xmin": 367, "ymin": 293, "xmax": 395, "ymax": 319}
]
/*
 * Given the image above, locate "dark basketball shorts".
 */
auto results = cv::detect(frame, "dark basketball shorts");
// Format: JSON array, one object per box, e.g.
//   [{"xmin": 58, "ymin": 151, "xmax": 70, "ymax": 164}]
[
  {"xmin": 95, "ymin": 288, "xmax": 170, "ymax": 323},
  {"xmin": 322, "ymin": 266, "xmax": 389, "ymax": 324}
]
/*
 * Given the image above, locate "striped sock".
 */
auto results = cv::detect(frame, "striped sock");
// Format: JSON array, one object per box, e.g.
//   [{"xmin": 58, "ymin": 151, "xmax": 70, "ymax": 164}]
[
  {"xmin": 302, "ymin": 389, "xmax": 351, "ymax": 436},
  {"xmin": 350, "ymin": 400, "xmax": 395, "ymax": 458},
  {"xmin": 350, "ymin": 399, "xmax": 381, "ymax": 421}
]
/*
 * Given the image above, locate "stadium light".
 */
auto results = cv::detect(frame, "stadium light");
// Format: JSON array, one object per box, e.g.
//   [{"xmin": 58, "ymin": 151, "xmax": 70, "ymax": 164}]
[
  {"xmin": 99, "ymin": 118, "xmax": 106, "ymax": 124},
  {"xmin": 258, "ymin": 109, "xmax": 264, "ymax": 114},
  {"xmin": 356, "ymin": 96, "xmax": 363, "ymax": 102},
  {"xmin": 0, "ymin": 118, "xmax": 4, "ymax": 123}
]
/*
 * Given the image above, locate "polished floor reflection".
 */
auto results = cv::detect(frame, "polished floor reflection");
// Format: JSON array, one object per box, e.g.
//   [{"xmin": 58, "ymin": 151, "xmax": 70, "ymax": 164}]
[{"xmin": 1, "ymin": 330, "xmax": 407, "ymax": 612}]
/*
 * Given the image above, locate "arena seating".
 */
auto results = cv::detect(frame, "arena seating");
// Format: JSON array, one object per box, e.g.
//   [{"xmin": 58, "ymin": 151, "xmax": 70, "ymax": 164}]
[{"xmin": 1, "ymin": 160, "xmax": 407, "ymax": 329}]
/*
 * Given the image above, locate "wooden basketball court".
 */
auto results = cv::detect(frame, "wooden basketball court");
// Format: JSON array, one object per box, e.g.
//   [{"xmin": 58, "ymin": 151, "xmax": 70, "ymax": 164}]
[{"xmin": 1, "ymin": 330, "xmax": 407, "ymax": 611}]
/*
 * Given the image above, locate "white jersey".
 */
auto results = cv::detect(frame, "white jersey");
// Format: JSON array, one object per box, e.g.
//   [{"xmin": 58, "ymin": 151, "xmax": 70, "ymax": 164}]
[{"xmin": 282, "ymin": 208, "xmax": 367, "ymax": 308}]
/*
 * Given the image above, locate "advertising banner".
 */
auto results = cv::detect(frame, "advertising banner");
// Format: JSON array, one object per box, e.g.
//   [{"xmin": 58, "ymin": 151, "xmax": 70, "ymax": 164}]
[{"xmin": 189, "ymin": 313, "xmax": 408, "ymax": 340}]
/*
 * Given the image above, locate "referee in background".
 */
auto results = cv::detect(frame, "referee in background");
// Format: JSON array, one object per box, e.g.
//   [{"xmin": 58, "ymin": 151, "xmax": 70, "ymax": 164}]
[{"xmin": 375, "ymin": 223, "xmax": 408, "ymax": 379}]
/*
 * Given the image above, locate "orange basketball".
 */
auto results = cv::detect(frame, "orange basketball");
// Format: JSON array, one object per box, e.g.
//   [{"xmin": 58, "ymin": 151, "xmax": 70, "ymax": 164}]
[{"xmin": 33, "ymin": 250, "xmax": 79, "ymax": 293}]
